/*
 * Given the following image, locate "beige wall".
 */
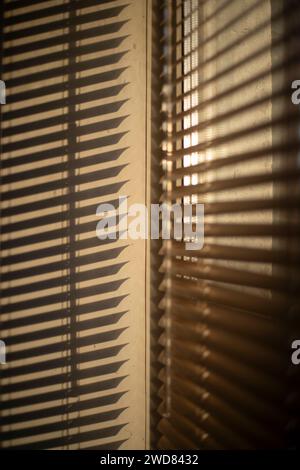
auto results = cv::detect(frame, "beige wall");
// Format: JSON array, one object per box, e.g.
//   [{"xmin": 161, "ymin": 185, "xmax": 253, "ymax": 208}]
[{"xmin": 0, "ymin": 0, "xmax": 150, "ymax": 450}]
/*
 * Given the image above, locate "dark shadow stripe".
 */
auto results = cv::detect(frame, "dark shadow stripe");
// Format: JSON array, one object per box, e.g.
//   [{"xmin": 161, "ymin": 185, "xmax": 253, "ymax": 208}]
[
  {"xmin": 1, "ymin": 184, "xmax": 128, "ymax": 250},
  {"xmin": 2, "ymin": 143, "xmax": 127, "ymax": 170},
  {"xmin": 1, "ymin": 262, "xmax": 126, "ymax": 297},
  {"xmin": 1, "ymin": 279, "xmax": 128, "ymax": 314},
  {"xmin": 1, "ymin": 225, "xmax": 123, "ymax": 251},
  {"xmin": 4, "ymin": 36, "xmax": 128, "ymax": 73},
  {"xmin": 5, "ymin": 22, "xmax": 127, "ymax": 58},
  {"xmin": 3, "ymin": 100, "xmax": 128, "ymax": 139},
  {"xmin": 1, "ymin": 209, "xmax": 124, "ymax": 241},
  {"xmin": 6, "ymin": 83, "xmax": 127, "ymax": 122},
  {"xmin": 1, "ymin": 234, "xmax": 118, "ymax": 268},
  {"xmin": 3, "ymin": 5, "xmax": 128, "ymax": 40},
  {"xmin": 1, "ymin": 216, "xmax": 123, "ymax": 264},
  {"xmin": 2, "ymin": 192, "xmax": 122, "ymax": 219},
  {"xmin": 2, "ymin": 337, "xmax": 127, "ymax": 378},
  {"xmin": 5, "ymin": 310, "xmax": 125, "ymax": 345},
  {"xmin": 1, "ymin": 246, "xmax": 126, "ymax": 282},
  {"xmin": 8, "ymin": 424, "xmax": 127, "ymax": 450},
  {"xmin": 2, "ymin": 117, "xmax": 128, "ymax": 153},
  {"xmin": 4, "ymin": 0, "xmax": 122, "ymax": 26},
  {"xmin": 6, "ymin": 317, "xmax": 127, "ymax": 362},
  {"xmin": 4, "ymin": 52, "xmax": 129, "ymax": 88},
  {"xmin": 1, "ymin": 360, "xmax": 127, "ymax": 393},
  {"xmin": 0, "ymin": 376, "xmax": 127, "ymax": 410},
  {"xmin": 6, "ymin": 68, "xmax": 127, "ymax": 104},
  {"xmin": 1, "ymin": 407, "xmax": 127, "ymax": 442},
  {"xmin": 1, "ymin": 391, "xmax": 126, "ymax": 425},
  {"xmin": 1, "ymin": 296, "xmax": 127, "ymax": 330},
  {"xmin": 1, "ymin": 159, "xmax": 127, "ymax": 201},
  {"xmin": 3, "ymin": 84, "xmax": 127, "ymax": 121}
]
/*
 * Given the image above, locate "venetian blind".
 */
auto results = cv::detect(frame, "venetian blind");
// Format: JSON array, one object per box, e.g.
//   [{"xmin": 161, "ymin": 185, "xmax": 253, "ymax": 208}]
[{"xmin": 158, "ymin": 0, "xmax": 300, "ymax": 449}]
